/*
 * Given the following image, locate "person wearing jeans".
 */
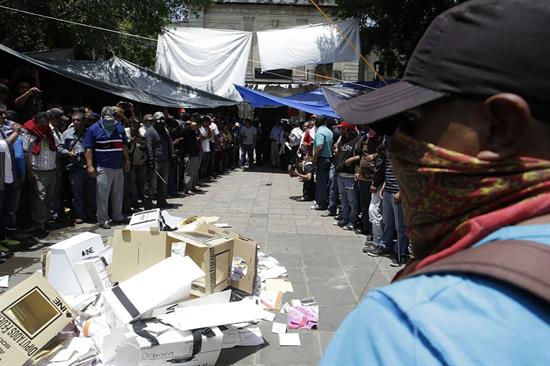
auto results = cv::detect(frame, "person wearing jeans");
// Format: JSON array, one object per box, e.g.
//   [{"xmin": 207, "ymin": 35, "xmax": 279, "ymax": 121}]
[
  {"xmin": 368, "ymin": 187, "xmax": 384, "ymax": 247},
  {"xmin": 314, "ymin": 157, "xmax": 331, "ymax": 210},
  {"xmin": 0, "ymin": 117, "xmax": 21, "ymax": 257},
  {"xmin": 181, "ymin": 121, "xmax": 200, "ymax": 194},
  {"xmin": 333, "ymin": 122, "xmax": 362, "ymax": 230},
  {"xmin": 355, "ymin": 128, "xmax": 383, "ymax": 237},
  {"xmin": 240, "ymin": 118, "xmax": 257, "ymax": 168},
  {"xmin": 367, "ymin": 151, "xmax": 410, "ymax": 266},
  {"xmin": 324, "ymin": 163, "xmax": 340, "ymax": 216},
  {"xmin": 312, "ymin": 119, "xmax": 333, "ymax": 210},
  {"xmin": 59, "ymin": 112, "xmax": 96, "ymax": 223}
]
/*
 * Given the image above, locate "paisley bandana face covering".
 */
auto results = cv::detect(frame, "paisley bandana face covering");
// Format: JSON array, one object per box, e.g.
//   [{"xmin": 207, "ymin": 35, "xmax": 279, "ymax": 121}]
[{"xmin": 388, "ymin": 130, "xmax": 550, "ymax": 269}]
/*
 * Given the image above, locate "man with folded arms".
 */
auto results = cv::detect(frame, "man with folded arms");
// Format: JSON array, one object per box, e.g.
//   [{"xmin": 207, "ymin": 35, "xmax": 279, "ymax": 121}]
[{"xmin": 322, "ymin": 1, "xmax": 550, "ymax": 364}]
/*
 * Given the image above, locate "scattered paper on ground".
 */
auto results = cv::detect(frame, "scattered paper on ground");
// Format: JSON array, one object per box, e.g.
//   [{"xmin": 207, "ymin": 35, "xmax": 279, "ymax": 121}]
[
  {"xmin": 279, "ymin": 333, "xmax": 301, "ymax": 346},
  {"xmin": 291, "ymin": 299, "xmax": 302, "ymax": 307},
  {"xmin": 260, "ymin": 291, "xmax": 283, "ymax": 310},
  {"xmin": 272, "ymin": 322, "xmax": 287, "ymax": 334},
  {"xmin": 266, "ymin": 278, "xmax": 294, "ymax": 293},
  {"xmin": 0, "ymin": 275, "xmax": 8, "ymax": 288}
]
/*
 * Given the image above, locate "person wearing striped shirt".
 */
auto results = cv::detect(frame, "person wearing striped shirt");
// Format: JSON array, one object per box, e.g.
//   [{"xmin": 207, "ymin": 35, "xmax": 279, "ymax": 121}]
[{"xmin": 84, "ymin": 106, "xmax": 130, "ymax": 229}]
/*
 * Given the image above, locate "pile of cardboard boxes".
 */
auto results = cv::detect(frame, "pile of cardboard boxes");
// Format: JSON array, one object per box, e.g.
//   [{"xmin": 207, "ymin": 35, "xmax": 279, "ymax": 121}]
[{"xmin": 0, "ymin": 209, "xmax": 279, "ymax": 366}]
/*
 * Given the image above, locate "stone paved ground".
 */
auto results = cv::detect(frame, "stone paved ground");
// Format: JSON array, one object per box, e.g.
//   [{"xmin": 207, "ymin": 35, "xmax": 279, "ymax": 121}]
[{"xmin": 0, "ymin": 168, "xmax": 399, "ymax": 365}]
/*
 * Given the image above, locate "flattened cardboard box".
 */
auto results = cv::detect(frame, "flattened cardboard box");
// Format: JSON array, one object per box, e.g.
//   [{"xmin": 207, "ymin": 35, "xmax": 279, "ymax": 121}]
[
  {"xmin": 194, "ymin": 222, "xmax": 258, "ymax": 294},
  {"xmin": 0, "ymin": 273, "xmax": 75, "ymax": 366},
  {"xmin": 109, "ymin": 229, "xmax": 178, "ymax": 283},
  {"xmin": 168, "ymin": 232, "xmax": 233, "ymax": 297}
]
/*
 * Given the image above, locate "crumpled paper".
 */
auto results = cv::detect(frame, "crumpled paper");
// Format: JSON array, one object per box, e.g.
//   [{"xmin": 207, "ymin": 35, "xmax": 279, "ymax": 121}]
[{"xmin": 287, "ymin": 305, "xmax": 318, "ymax": 329}]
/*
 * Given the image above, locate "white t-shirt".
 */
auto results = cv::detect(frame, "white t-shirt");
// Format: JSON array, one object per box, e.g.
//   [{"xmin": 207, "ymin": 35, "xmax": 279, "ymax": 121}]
[
  {"xmin": 199, "ymin": 126, "xmax": 211, "ymax": 152},
  {"xmin": 241, "ymin": 126, "xmax": 257, "ymax": 145},
  {"xmin": 289, "ymin": 127, "xmax": 304, "ymax": 147},
  {"xmin": 210, "ymin": 122, "xmax": 219, "ymax": 142},
  {"xmin": 0, "ymin": 140, "xmax": 13, "ymax": 184}
]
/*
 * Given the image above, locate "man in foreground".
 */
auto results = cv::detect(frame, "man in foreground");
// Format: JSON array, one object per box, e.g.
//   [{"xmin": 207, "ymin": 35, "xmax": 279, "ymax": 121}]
[{"xmin": 321, "ymin": 1, "xmax": 550, "ymax": 364}]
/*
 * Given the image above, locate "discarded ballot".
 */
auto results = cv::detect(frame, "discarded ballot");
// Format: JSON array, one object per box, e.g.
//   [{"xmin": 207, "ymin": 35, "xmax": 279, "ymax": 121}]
[{"xmin": 0, "ymin": 273, "xmax": 75, "ymax": 366}]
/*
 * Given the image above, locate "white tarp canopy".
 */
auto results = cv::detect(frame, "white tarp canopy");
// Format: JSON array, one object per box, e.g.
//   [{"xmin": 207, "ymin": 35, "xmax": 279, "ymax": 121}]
[
  {"xmin": 155, "ymin": 28, "xmax": 253, "ymax": 102},
  {"xmin": 256, "ymin": 19, "xmax": 360, "ymax": 72}
]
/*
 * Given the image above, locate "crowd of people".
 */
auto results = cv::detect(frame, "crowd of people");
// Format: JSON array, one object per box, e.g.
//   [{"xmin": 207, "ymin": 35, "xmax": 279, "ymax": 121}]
[
  {"xmin": 0, "ymin": 67, "xmax": 315, "ymax": 262},
  {"xmin": 288, "ymin": 115, "xmax": 409, "ymax": 267}
]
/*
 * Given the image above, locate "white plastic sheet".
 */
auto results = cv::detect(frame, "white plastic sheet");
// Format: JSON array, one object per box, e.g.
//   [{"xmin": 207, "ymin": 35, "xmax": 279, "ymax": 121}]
[
  {"xmin": 257, "ymin": 19, "xmax": 360, "ymax": 72},
  {"xmin": 155, "ymin": 28, "xmax": 253, "ymax": 101}
]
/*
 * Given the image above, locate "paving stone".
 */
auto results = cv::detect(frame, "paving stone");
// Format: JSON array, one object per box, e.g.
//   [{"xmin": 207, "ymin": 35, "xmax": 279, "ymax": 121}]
[
  {"xmin": 318, "ymin": 306, "xmax": 355, "ymax": 332},
  {"xmin": 308, "ymin": 283, "xmax": 358, "ymax": 307},
  {"xmin": 0, "ymin": 256, "xmax": 40, "ymax": 275},
  {"xmin": 304, "ymin": 266, "xmax": 349, "ymax": 287},
  {"xmin": 302, "ymin": 255, "xmax": 341, "ymax": 269}
]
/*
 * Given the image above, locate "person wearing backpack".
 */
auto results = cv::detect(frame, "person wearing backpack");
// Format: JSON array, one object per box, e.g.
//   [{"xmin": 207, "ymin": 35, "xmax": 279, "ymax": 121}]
[{"xmin": 321, "ymin": 1, "xmax": 550, "ymax": 364}]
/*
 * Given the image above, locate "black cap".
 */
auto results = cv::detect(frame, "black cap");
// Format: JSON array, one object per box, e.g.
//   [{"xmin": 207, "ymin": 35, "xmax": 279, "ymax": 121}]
[
  {"xmin": 338, "ymin": 0, "xmax": 550, "ymax": 126},
  {"xmin": 48, "ymin": 108, "xmax": 69, "ymax": 122}
]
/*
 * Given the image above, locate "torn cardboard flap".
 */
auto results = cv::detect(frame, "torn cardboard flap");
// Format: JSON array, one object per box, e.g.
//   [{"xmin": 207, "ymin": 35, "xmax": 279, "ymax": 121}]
[
  {"xmin": 103, "ymin": 256, "xmax": 205, "ymax": 324},
  {"xmin": 168, "ymin": 232, "xmax": 233, "ymax": 297},
  {"xmin": 0, "ymin": 273, "xmax": 75, "ymax": 366}
]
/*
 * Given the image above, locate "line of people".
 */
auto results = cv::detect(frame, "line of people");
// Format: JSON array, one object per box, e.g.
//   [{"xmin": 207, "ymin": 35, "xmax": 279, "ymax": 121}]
[{"xmin": 289, "ymin": 116, "xmax": 411, "ymax": 267}]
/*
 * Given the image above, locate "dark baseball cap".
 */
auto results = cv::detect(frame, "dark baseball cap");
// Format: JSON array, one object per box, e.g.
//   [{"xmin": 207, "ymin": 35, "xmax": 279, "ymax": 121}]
[
  {"xmin": 48, "ymin": 108, "xmax": 69, "ymax": 122},
  {"xmin": 338, "ymin": 0, "xmax": 550, "ymax": 127}
]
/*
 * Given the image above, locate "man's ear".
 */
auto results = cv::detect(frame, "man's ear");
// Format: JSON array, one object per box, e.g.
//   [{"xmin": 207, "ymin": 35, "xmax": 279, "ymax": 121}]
[{"xmin": 477, "ymin": 94, "xmax": 533, "ymax": 161}]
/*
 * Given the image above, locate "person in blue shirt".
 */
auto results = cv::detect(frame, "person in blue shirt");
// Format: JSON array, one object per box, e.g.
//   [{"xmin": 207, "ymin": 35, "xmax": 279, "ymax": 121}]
[
  {"xmin": 321, "ymin": 1, "xmax": 550, "ymax": 365},
  {"xmin": 312, "ymin": 118, "xmax": 333, "ymax": 210},
  {"xmin": 83, "ymin": 106, "xmax": 130, "ymax": 229}
]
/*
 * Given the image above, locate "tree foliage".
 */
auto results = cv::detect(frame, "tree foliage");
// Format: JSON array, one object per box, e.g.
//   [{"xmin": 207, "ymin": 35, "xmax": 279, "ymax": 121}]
[
  {"xmin": 335, "ymin": 0, "xmax": 467, "ymax": 77},
  {"xmin": 0, "ymin": 0, "xmax": 212, "ymax": 67}
]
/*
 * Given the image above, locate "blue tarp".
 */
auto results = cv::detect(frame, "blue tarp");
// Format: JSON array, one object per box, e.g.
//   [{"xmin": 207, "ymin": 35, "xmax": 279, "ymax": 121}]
[
  {"xmin": 235, "ymin": 80, "xmax": 398, "ymax": 119},
  {"xmin": 234, "ymin": 84, "xmax": 340, "ymax": 118}
]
